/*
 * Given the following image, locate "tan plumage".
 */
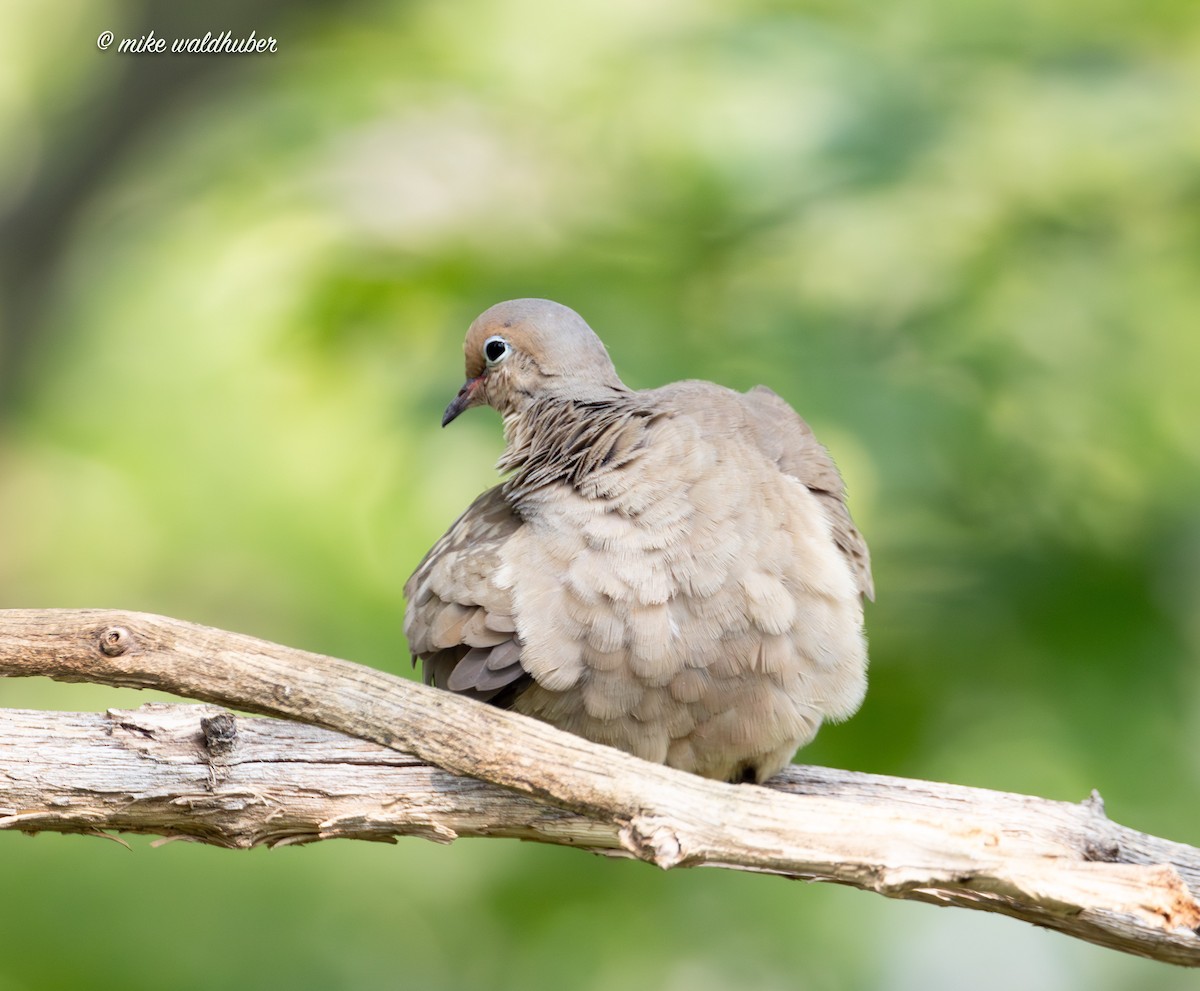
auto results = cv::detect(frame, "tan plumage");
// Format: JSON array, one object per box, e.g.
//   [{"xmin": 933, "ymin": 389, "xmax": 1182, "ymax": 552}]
[{"xmin": 404, "ymin": 298, "xmax": 872, "ymax": 783}]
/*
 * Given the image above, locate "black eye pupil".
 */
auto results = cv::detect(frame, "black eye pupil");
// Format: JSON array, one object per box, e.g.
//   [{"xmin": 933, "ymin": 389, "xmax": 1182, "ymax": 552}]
[{"xmin": 485, "ymin": 340, "xmax": 507, "ymax": 362}]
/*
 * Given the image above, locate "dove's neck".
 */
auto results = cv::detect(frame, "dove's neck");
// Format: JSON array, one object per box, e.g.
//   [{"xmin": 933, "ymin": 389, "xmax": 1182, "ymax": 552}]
[{"xmin": 497, "ymin": 391, "xmax": 658, "ymax": 504}]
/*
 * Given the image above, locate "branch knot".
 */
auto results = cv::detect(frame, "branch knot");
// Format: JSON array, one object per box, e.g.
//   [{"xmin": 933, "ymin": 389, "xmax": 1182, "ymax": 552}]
[
  {"xmin": 618, "ymin": 815, "xmax": 687, "ymax": 869},
  {"xmin": 99, "ymin": 626, "xmax": 132, "ymax": 657}
]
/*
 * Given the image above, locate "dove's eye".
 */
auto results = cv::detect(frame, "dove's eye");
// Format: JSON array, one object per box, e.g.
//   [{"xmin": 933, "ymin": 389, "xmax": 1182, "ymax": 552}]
[{"xmin": 483, "ymin": 336, "xmax": 511, "ymax": 365}]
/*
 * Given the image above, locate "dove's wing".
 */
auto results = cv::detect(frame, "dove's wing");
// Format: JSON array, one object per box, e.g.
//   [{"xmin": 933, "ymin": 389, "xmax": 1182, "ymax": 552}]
[
  {"xmin": 742, "ymin": 385, "xmax": 874, "ymax": 603},
  {"xmin": 403, "ymin": 486, "xmax": 529, "ymax": 702}
]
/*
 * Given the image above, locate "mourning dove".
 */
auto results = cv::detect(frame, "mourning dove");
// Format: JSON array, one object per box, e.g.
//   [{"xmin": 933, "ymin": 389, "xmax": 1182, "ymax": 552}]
[{"xmin": 405, "ymin": 299, "xmax": 872, "ymax": 783}]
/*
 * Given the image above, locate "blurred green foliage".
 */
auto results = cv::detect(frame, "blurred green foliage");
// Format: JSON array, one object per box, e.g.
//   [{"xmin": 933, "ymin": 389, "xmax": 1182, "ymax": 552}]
[{"xmin": 1, "ymin": 0, "xmax": 1198, "ymax": 988}]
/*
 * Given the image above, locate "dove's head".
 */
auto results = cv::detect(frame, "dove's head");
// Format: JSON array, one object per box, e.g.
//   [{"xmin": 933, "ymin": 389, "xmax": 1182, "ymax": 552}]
[{"xmin": 441, "ymin": 299, "xmax": 626, "ymax": 426}]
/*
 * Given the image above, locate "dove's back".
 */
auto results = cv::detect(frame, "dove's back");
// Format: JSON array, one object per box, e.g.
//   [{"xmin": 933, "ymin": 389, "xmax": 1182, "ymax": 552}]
[{"xmin": 405, "ymin": 376, "xmax": 870, "ymax": 783}]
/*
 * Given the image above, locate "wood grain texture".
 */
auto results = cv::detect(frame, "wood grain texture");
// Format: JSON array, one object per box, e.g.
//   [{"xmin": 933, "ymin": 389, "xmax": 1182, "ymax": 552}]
[
  {"xmin": 0, "ymin": 704, "xmax": 609, "ymax": 849},
  {"xmin": 1, "ymin": 608, "xmax": 1198, "ymax": 966}
]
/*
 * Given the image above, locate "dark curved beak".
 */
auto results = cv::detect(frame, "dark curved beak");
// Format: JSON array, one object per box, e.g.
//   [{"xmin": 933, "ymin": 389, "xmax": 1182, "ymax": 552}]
[{"xmin": 441, "ymin": 376, "xmax": 482, "ymax": 427}]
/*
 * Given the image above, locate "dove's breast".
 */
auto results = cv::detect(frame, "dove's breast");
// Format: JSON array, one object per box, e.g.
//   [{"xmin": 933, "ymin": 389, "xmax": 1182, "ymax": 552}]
[{"xmin": 501, "ymin": 391, "xmax": 867, "ymax": 783}]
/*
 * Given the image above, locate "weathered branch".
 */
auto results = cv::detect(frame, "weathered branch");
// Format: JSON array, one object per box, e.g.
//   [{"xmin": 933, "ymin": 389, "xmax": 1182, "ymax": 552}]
[
  {"xmin": 1, "ymin": 609, "xmax": 1197, "ymax": 966},
  {"xmin": 0, "ymin": 704, "xmax": 610, "ymax": 849}
]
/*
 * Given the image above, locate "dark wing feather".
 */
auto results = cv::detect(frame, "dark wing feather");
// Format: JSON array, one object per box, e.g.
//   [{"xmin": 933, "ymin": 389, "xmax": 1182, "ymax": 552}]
[{"xmin": 404, "ymin": 486, "xmax": 532, "ymax": 702}]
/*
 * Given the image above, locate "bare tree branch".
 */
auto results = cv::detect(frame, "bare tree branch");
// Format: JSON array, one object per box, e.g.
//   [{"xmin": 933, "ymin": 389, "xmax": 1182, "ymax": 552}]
[
  {"xmin": 0, "ymin": 704, "xmax": 608, "ymax": 849},
  {"xmin": 1, "ymin": 608, "xmax": 1198, "ymax": 966}
]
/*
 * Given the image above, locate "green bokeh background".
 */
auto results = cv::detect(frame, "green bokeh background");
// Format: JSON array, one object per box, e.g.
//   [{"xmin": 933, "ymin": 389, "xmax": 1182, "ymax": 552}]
[{"xmin": 2, "ymin": 0, "xmax": 1198, "ymax": 988}]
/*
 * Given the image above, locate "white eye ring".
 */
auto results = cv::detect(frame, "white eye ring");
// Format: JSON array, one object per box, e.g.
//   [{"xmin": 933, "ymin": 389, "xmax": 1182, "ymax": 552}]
[{"xmin": 483, "ymin": 335, "xmax": 512, "ymax": 366}]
